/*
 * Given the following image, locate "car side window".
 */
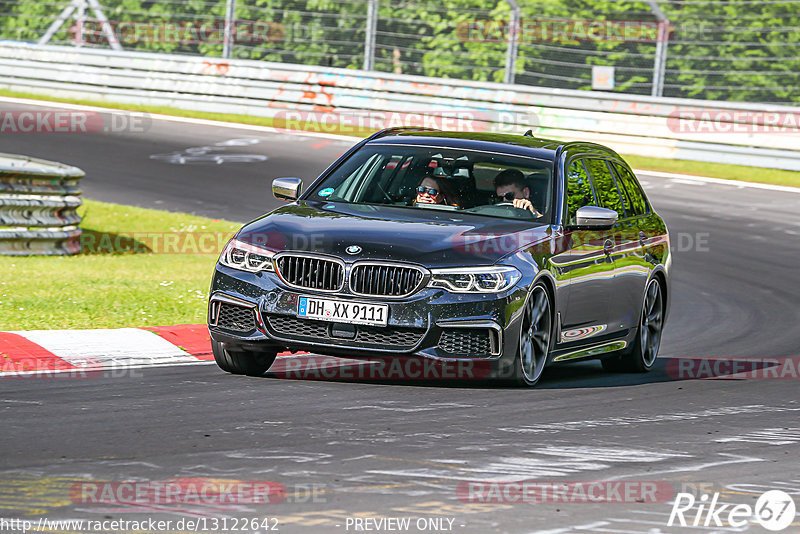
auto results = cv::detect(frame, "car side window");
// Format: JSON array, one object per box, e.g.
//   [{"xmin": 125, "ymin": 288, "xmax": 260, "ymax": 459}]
[
  {"xmin": 585, "ymin": 158, "xmax": 625, "ymax": 217},
  {"xmin": 612, "ymin": 162, "xmax": 649, "ymax": 216},
  {"xmin": 565, "ymin": 159, "xmax": 596, "ymax": 226}
]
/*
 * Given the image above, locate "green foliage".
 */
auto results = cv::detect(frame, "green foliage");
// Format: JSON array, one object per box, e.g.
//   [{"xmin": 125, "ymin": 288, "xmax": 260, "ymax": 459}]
[{"xmin": 1, "ymin": 0, "xmax": 798, "ymax": 103}]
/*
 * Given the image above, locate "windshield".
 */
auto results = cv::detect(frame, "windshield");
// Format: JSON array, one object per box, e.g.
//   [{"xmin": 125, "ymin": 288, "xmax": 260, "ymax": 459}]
[{"xmin": 307, "ymin": 143, "xmax": 554, "ymax": 222}]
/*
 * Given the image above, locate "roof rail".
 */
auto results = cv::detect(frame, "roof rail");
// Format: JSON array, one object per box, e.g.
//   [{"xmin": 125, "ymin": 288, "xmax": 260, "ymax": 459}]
[
  {"xmin": 367, "ymin": 127, "xmax": 440, "ymax": 140},
  {"xmin": 561, "ymin": 140, "xmax": 622, "ymax": 157}
]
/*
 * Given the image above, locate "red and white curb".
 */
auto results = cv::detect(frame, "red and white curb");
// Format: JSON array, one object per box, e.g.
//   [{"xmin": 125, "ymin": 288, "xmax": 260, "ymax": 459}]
[
  {"xmin": 0, "ymin": 324, "xmax": 218, "ymax": 377},
  {"xmin": 0, "ymin": 325, "xmax": 456, "ymax": 381}
]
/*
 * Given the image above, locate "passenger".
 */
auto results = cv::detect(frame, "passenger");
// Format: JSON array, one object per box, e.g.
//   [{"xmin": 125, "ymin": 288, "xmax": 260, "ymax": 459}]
[
  {"xmin": 494, "ymin": 169, "xmax": 542, "ymax": 216},
  {"xmin": 415, "ymin": 175, "xmax": 459, "ymax": 207}
]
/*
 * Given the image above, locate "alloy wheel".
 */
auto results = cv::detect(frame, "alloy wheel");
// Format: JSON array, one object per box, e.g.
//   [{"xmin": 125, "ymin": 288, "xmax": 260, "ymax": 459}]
[
  {"xmin": 640, "ymin": 278, "xmax": 664, "ymax": 368},
  {"xmin": 519, "ymin": 285, "xmax": 552, "ymax": 383}
]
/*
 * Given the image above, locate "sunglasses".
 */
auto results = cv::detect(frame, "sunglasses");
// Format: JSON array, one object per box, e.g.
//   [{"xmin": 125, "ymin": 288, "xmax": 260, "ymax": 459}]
[
  {"xmin": 417, "ymin": 186, "xmax": 439, "ymax": 197},
  {"xmin": 496, "ymin": 191, "xmax": 516, "ymax": 202}
]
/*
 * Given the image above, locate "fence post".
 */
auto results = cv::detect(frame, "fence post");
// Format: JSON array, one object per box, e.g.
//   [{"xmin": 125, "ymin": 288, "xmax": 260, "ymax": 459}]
[
  {"xmin": 363, "ymin": 0, "xmax": 378, "ymax": 70},
  {"xmin": 504, "ymin": 0, "xmax": 521, "ymax": 85},
  {"xmin": 223, "ymin": 0, "xmax": 237, "ymax": 59},
  {"xmin": 38, "ymin": 0, "xmax": 121, "ymax": 51},
  {"xmin": 645, "ymin": 0, "xmax": 669, "ymax": 97}
]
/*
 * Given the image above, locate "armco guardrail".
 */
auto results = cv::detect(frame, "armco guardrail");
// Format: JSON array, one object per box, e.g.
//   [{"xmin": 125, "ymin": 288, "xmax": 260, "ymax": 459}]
[
  {"xmin": 1, "ymin": 43, "xmax": 800, "ymax": 170},
  {"xmin": 0, "ymin": 153, "xmax": 83, "ymax": 256}
]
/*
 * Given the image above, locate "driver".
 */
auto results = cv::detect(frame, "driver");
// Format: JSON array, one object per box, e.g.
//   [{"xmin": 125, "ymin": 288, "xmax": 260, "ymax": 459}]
[{"xmin": 494, "ymin": 169, "xmax": 543, "ymax": 217}]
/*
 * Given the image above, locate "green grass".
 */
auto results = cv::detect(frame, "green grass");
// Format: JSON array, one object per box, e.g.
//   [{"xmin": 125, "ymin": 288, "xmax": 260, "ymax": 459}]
[
  {"xmin": 624, "ymin": 154, "xmax": 800, "ymax": 187},
  {"xmin": 0, "ymin": 199, "xmax": 239, "ymax": 330},
  {"xmin": 4, "ymin": 88, "xmax": 799, "ymax": 188}
]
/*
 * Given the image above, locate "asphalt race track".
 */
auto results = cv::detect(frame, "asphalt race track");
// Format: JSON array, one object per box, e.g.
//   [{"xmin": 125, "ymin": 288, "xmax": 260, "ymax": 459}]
[{"xmin": 2, "ymin": 100, "xmax": 800, "ymax": 533}]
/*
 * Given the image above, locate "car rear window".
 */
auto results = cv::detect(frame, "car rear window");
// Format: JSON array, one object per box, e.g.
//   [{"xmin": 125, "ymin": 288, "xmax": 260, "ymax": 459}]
[
  {"xmin": 585, "ymin": 158, "xmax": 626, "ymax": 217},
  {"xmin": 612, "ymin": 162, "xmax": 650, "ymax": 216}
]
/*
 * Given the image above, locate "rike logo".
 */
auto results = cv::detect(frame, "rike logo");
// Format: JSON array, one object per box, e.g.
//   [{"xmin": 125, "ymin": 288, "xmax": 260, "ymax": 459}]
[{"xmin": 668, "ymin": 490, "xmax": 796, "ymax": 531}]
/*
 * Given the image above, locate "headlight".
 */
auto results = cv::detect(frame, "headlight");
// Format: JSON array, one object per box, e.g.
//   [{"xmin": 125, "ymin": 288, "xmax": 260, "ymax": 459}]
[
  {"xmin": 428, "ymin": 266, "xmax": 521, "ymax": 293},
  {"xmin": 219, "ymin": 239, "xmax": 275, "ymax": 272}
]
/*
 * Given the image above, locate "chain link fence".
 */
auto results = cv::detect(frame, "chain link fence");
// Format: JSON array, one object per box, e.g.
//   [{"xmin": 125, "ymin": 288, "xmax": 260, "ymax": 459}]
[{"xmin": 1, "ymin": 0, "xmax": 799, "ymax": 104}]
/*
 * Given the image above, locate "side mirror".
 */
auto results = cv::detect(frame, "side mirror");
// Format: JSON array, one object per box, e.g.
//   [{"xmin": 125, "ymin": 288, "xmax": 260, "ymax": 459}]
[
  {"xmin": 574, "ymin": 206, "xmax": 618, "ymax": 229},
  {"xmin": 272, "ymin": 177, "xmax": 303, "ymax": 201}
]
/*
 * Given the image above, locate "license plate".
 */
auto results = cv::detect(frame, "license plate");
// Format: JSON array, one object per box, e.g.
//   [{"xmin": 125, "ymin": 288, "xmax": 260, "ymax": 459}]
[{"xmin": 297, "ymin": 296, "xmax": 388, "ymax": 326}]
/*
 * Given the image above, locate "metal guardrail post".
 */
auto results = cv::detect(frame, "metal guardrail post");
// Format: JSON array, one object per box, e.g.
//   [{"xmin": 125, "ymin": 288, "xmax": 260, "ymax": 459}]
[
  {"xmin": 0, "ymin": 154, "xmax": 85, "ymax": 256},
  {"xmin": 363, "ymin": 0, "xmax": 378, "ymax": 71},
  {"xmin": 645, "ymin": 0, "xmax": 669, "ymax": 97},
  {"xmin": 504, "ymin": 0, "xmax": 521, "ymax": 85},
  {"xmin": 223, "ymin": 0, "xmax": 237, "ymax": 59}
]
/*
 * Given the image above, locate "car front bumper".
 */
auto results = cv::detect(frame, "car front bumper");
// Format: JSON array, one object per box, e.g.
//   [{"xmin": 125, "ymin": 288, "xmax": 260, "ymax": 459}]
[{"xmin": 207, "ymin": 264, "xmax": 528, "ymax": 364}]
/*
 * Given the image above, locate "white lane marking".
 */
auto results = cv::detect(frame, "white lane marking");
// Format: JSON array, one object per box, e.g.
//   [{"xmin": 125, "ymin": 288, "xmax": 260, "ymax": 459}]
[
  {"xmin": 602, "ymin": 453, "xmax": 764, "ymax": 481},
  {"xmin": 528, "ymin": 522, "xmax": 611, "ymax": 534},
  {"xmin": 498, "ymin": 405, "xmax": 800, "ymax": 434},
  {"xmin": 606, "ymin": 517, "xmax": 748, "ymax": 532},
  {"xmin": 370, "ymin": 446, "xmax": 689, "ymax": 482},
  {"xmin": 150, "ymin": 139, "xmax": 269, "ymax": 165},
  {"xmin": 716, "ymin": 427, "xmax": 800, "ymax": 445},
  {"xmin": 0, "ymin": 95, "xmax": 362, "ymax": 142},
  {"xmin": 636, "ymin": 169, "xmax": 800, "ymax": 194},
  {"xmin": 12, "ymin": 328, "xmax": 198, "ymax": 368},
  {"xmin": 225, "ymin": 451, "xmax": 332, "ymax": 463},
  {"xmin": 670, "ymin": 178, "xmax": 706, "ymax": 186},
  {"xmin": 343, "ymin": 402, "xmax": 474, "ymax": 412}
]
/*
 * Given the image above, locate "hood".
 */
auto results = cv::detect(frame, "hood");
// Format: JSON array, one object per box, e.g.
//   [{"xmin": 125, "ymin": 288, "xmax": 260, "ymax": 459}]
[{"xmin": 237, "ymin": 201, "xmax": 551, "ymax": 268}]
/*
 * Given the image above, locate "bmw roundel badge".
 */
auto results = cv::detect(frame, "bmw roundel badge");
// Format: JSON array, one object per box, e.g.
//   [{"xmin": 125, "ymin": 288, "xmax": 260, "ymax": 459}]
[{"xmin": 346, "ymin": 245, "xmax": 362, "ymax": 255}]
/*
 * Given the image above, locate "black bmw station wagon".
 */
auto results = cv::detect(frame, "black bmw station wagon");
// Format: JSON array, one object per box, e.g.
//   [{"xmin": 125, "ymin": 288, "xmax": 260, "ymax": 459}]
[{"xmin": 208, "ymin": 129, "xmax": 671, "ymax": 386}]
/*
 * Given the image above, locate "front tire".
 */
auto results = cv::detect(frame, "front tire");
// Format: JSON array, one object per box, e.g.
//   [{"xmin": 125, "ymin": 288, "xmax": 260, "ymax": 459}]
[
  {"xmin": 212, "ymin": 340, "xmax": 277, "ymax": 377},
  {"xmin": 510, "ymin": 284, "xmax": 553, "ymax": 386},
  {"xmin": 602, "ymin": 277, "xmax": 664, "ymax": 373}
]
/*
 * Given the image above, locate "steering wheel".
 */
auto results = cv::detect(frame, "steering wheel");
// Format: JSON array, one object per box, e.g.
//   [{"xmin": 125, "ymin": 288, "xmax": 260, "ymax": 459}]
[
  {"xmin": 494, "ymin": 201, "xmax": 541, "ymax": 218},
  {"xmin": 375, "ymin": 183, "xmax": 394, "ymax": 203}
]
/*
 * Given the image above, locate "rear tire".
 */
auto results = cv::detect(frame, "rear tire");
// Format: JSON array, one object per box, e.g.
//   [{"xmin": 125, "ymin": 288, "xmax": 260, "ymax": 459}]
[
  {"xmin": 212, "ymin": 340, "xmax": 276, "ymax": 377},
  {"xmin": 602, "ymin": 277, "xmax": 664, "ymax": 373}
]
